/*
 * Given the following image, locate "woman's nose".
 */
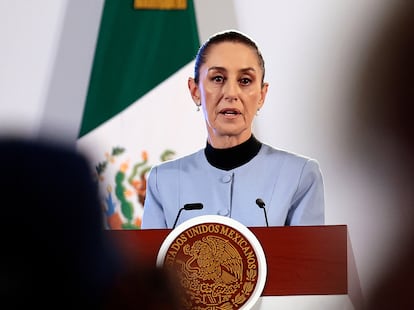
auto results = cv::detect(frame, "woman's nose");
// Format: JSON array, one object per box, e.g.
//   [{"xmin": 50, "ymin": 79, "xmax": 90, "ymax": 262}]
[{"xmin": 223, "ymin": 80, "xmax": 238, "ymax": 101}]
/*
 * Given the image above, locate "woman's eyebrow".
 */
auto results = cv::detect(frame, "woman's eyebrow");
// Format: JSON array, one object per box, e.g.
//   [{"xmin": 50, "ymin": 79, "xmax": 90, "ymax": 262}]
[
  {"xmin": 240, "ymin": 67, "xmax": 256, "ymax": 74},
  {"xmin": 207, "ymin": 66, "xmax": 256, "ymax": 73},
  {"xmin": 208, "ymin": 66, "xmax": 226, "ymax": 72}
]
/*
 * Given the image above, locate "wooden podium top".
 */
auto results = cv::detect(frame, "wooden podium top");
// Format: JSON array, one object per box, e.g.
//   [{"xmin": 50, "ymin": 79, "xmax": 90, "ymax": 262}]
[{"xmin": 107, "ymin": 225, "xmax": 349, "ymax": 297}]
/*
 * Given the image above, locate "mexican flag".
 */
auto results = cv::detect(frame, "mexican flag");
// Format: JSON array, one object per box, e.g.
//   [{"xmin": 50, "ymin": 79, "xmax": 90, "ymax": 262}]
[{"xmin": 77, "ymin": 0, "xmax": 205, "ymax": 229}]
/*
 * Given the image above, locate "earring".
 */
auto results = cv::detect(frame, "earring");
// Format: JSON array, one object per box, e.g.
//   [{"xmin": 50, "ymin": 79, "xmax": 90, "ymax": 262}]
[
  {"xmin": 196, "ymin": 104, "xmax": 201, "ymax": 111},
  {"xmin": 256, "ymin": 108, "xmax": 260, "ymax": 116}
]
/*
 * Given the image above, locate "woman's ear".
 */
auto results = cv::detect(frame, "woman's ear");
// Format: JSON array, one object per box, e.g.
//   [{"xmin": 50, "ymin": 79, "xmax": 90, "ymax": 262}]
[
  {"xmin": 188, "ymin": 77, "xmax": 200, "ymax": 105},
  {"xmin": 259, "ymin": 82, "xmax": 269, "ymax": 109}
]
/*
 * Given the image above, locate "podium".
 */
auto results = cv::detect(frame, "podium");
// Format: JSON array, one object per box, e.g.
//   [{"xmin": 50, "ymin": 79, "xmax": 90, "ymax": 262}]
[{"xmin": 107, "ymin": 225, "xmax": 362, "ymax": 309}]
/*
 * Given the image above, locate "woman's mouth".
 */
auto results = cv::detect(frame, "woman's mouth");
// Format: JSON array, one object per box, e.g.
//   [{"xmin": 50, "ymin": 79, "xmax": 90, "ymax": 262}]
[{"xmin": 219, "ymin": 108, "xmax": 241, "ymax": 116}]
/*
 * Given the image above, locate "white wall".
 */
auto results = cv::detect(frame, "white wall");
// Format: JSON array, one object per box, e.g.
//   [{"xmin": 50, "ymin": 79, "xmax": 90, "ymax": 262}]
[
  {"xmin": 0, "ymin": 0, "xmax": 402, "ymax": 303},
  {"xmin": 0, "ymin": 0, "xmax": 103, "ymax": 142},
  {"xmin": 0, "ymin": 0, "xmax": 66, "ymax": 138}
]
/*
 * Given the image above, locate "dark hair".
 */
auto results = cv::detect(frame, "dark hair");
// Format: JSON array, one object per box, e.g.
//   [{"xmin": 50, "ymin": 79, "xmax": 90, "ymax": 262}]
[{"xmin": 193, "ymin": 30, "xmax": 266, "ymax": 85}]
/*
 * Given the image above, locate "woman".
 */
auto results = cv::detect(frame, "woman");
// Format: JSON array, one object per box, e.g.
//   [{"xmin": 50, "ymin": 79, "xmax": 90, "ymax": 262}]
[{"xmin": 141, "ymin": 30, "xmax": 324, "ymax": 229}]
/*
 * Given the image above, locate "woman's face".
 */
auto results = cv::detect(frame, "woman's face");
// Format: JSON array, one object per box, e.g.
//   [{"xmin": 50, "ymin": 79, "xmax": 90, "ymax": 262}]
[{"xmin": 189, "ymin": 42, "xmax": 268, "ymax": 147}]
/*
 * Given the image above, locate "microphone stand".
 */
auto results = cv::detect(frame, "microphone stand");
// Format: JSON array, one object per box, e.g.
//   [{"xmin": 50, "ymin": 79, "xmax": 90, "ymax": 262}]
[
  {"xmin": 172, "ymin": 203, "xmax": 204, "ymax": 229},
  {"xmin": 172, "ymin": 207, "xmax": 185, "ymax": 229},
  {"xmin": 256, "ymin": 198, "xmax": 269, "ymax": 227}
]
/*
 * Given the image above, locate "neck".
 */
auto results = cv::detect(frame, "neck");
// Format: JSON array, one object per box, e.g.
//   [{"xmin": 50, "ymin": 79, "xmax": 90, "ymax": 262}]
[
  {"xmin": 207, "ymin": 132, "xmax": 253, "ymax": 149},
  {"xmin": 204, "ymin": 134, "xmax": 262, "ymax": 170}
]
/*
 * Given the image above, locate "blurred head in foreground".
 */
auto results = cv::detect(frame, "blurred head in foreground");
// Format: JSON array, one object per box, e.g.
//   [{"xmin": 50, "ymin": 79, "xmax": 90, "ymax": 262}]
[
  {"xmin": 347, "ymin": 1, "xmax": 414, "ymax": 309},
  {"xmin": 0, "ymin": 137, "xmax": 185, "ymax": 309},
  {"xmin": 0, "ymin": 138, "xmax": 118, "ymax": 308}
]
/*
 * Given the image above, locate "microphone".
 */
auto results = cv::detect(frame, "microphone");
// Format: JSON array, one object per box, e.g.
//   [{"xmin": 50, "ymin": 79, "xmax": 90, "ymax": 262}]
[
  {"xmin": 172, "ymin": 203, "xmax": 203, "ymax": 229},
  {"xmin": 255, "ymin": 198, "xmax": 269, "ymax": 227}
]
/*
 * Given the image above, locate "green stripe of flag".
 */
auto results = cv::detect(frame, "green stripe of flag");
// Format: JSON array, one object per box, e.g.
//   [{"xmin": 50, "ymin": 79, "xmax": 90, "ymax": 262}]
[{"xmin": 79, "ymin": 0, "xmax": 199, "ymax": 137}]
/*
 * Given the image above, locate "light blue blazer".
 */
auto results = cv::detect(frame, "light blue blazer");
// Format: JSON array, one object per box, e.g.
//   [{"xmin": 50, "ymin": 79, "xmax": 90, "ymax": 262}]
[{"xmin": 141, "ymin": 144, "xmax": 325, "ymax": 229}]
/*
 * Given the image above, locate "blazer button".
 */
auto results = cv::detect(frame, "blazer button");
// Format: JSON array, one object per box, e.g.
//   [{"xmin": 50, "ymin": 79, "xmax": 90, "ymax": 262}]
[
  {"xmin": 218, "ymin": 209, "xmax": 229, "ymax": 216},
  {"xmin": 221, "ymin": 174, "xmax": 232, "ymax": 183}
]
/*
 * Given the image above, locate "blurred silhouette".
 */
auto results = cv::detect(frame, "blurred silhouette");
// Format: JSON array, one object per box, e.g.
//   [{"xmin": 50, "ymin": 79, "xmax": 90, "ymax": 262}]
[
  {"xmin": 104, "ymin": 264, "xmax": 184, "ymax": 310},
  {"xmin": 0, "ymin": 138, "xmax": 119, "ymax": 308},
  {"xmin": 347, "ymin": 1, "xmax": 414, "ymax": 309},
  {"xmin": 0, "ymin": 138, "xmax": 183, "ymax": 309}
]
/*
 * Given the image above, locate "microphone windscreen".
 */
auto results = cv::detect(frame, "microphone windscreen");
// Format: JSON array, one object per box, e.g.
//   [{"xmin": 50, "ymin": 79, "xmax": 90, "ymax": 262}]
[
  {"xmin": 184, "ymin": 203, "xmax": 203, "ymax": 210},
  {"xmin": 256, "ymin": 198, "xmax": 265, "ymax": 208}
]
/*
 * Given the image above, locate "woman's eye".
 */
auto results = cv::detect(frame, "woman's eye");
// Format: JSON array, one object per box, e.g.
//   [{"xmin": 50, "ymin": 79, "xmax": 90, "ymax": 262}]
[
  {"xmin": 212, "ymin": 76, "xmax": 224, "ymax": 83},
  {"xmin": 240, "ymin": 78, "xmax": 251, "ymax": 85}
]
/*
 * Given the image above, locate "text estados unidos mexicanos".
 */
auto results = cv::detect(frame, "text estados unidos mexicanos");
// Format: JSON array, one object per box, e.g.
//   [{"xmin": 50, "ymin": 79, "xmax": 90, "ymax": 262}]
[{"xmin": 165, "ymin": 224, "xmax": 257, "ymax": 269}]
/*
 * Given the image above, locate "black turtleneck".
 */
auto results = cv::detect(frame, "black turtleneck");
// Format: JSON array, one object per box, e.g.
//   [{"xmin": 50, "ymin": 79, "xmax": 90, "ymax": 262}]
[{"xmin": 204, "ymin": 135, "xmax": 262, "ymax": 171}]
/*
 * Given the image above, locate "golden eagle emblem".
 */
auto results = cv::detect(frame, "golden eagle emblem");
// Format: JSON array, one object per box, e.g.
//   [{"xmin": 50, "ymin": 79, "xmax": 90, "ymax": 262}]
[
  {"xmin": 158, "ymin": 219, "xmax": 264, "ymax": 309},
  {"xmin": 182, "ymin": 235, "xmax": 243, "ymax": 285}
]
